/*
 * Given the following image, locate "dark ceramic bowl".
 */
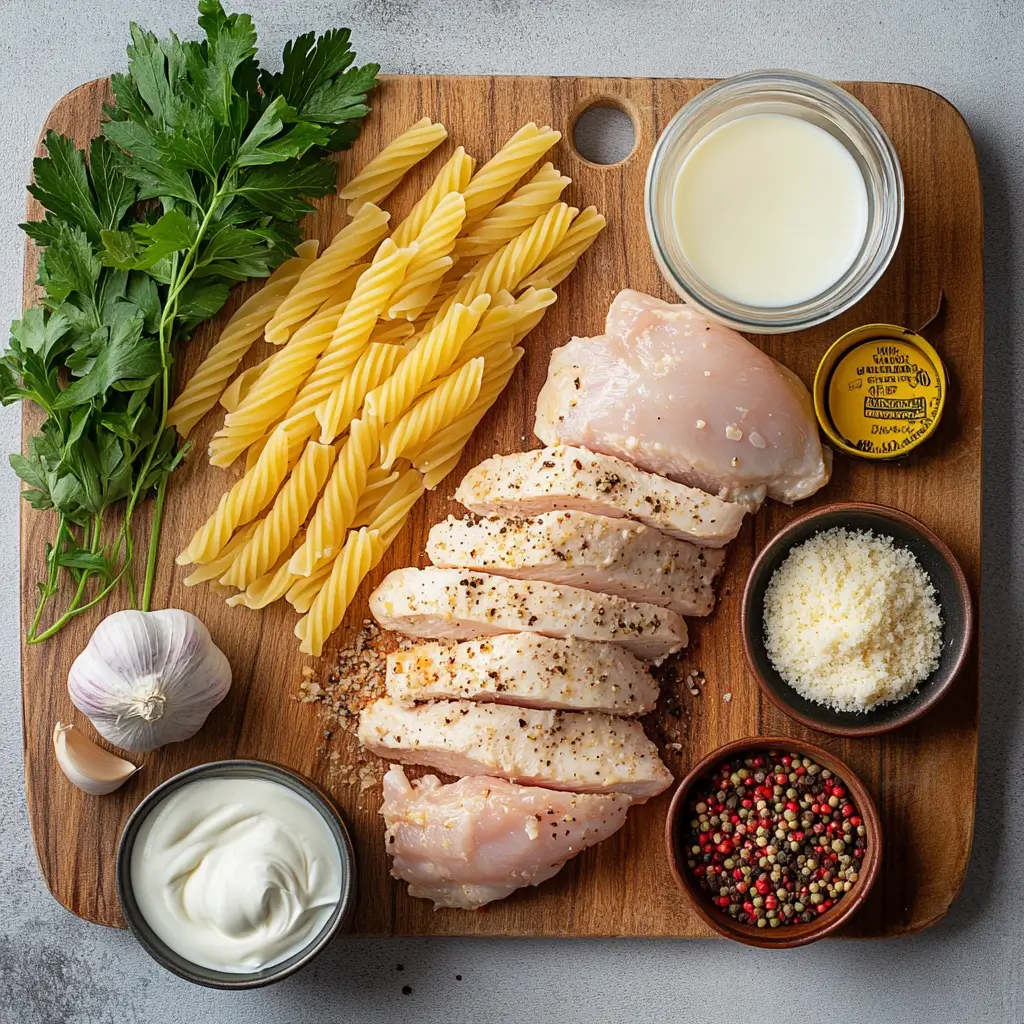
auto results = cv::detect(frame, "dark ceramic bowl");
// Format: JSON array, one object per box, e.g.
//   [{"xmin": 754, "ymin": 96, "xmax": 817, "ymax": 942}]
[
  {"xmin": 665, "ymin": 736, "xmax": 882, "ymax": 947},
  {"xmin": 742, "ymin": 502, "xmax": 973, "ymax": 737},
  {"xmin": 116, "ymin": 760, "xmax": 356, "ymax": 989}
]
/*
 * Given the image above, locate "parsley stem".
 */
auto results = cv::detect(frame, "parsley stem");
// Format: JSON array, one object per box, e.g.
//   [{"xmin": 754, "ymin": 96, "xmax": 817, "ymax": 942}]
[{"xmin": 142, "ymin": 474, "xmax": 168, "ymax": 612}]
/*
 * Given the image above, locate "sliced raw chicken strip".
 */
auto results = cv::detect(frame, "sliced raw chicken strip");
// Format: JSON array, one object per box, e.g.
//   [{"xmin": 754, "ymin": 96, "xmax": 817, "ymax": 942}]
[
  {"xmin": 369, "ymin": 566, "xmax": 687, "ymax": 662},
  {"xmin": 381, "ymin": 764, "xmax": 632, "ymax": 909},
  {"xmin": 387, "ymin": 634, "xmax": 659, "ymax": 715},
  {"xmin": 381, "ymin": 765, "xmax": 630, "ymax": 910},
  {"xmin": 534, "ymin": 289, "xmax": 831, "ymax": 510},
  {"xmin": 426, "ymin": 510, "xmax": 725, "ymax": 617},
  {"xmin": 454, "ymin": 445, "xmax": 744, "ymax": 547},
  {"xmin": 359, "ymin": 698, "xmax": 674, "ymax": 801}
]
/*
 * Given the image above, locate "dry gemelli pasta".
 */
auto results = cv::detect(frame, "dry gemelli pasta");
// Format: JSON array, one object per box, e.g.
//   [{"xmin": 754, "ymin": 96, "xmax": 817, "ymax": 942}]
[
  {"xmin": 339, "ymin": 118, "xmax": 448, "ymax": 215},
  {"xmin": 367, "ymin": 319, "xmax": 415, "ymax": 345},
  {"xmin": 286, "ymin": 561, "xmax": 333, "ymax": 613},
  {"xmin": 208, "ymin": 298, "xmax": 351, "ymax": 467},
  {"xmin": 364, "ymin": 296, "xmax": 490, "ymax": 422},
  {"xmin": 226, "ymin": 541, "xmax": 300, "ymax": 609},
  {"xmin": 265, "ymin": 205, "xmax": 389, "ymax": 344},
  {"xmin": 219, "ymin": 356, "xmax": 273, "ymax": 413},
  {"xmin": 296, "ymin": 527, "xmax": 383, "ymax": 656},
  {"xmin": 359, "ymin": 468, "xmax": 425, "ymax": 542},
  {"xmin": 220, "ymin": 440, "xmax": 336, "ymax": 590},
  {"xmin": 380, "ymin": 357, "xmax": 485, "ymax": 469},
  {"xmin": 391, "ymin": 146, "xmax": 476, "ymax": 247},
  {"xmin": 352, "ymin": 466, "xmax": 401, "ymax": 522},
  {"xmin": 520, "ymin": 206, "xmax": 607, "ymax": 290},
  {"xmin": 280, "ymin": 240, "xmax": 417, "ymax": 445},
  {"xmin": 290, "ymin": 417, "xmax": 380, "ymax": 577},
  {"xmin": 166, "ymin": 240, "xmax": 319, "ymax": 438},
  {"xmin": 460, "ymin": 123, "xmax": 561, "ymax": 227},
  {"xmin": 426, "ymin": 203, "xmax": 575, "ymax": 328},
  {"xmin": 316, "ymin": 342, "xmax": 406, "ymax": 444},
  {"xmin": 457, "ymin": 287, "xmax": 555, "ymax": 363},
  {"xmin": 181, "ymin": 520, "xmax": 260, "ymax": 586},
  {"xmin": 453, "ymin": 163, "xmax": 570, "ymax": 260},
  {"xmin": 177, "ymin": 427, "xmax": 291, "ymax": 565}
]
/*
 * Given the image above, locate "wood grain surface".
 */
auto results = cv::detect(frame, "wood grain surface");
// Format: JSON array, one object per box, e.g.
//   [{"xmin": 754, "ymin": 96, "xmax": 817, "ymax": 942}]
[{"xmin": 20, "ymin": 75, "xmax": 983, "ymax": 937}]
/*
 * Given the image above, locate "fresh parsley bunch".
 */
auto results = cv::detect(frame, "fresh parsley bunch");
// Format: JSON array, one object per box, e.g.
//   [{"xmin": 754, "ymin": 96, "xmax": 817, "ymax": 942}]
[{"xmin": 1, "ymin": 1, "xmax": 378, "ymax": 642}]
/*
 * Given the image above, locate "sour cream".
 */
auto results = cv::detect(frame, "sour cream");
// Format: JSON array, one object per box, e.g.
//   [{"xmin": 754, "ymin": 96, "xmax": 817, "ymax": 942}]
[
  {"xmin": 672, "ymin": 113, "xmax": 869, "ymax": 307},
  {"xmin": 130, "ymin": 776, "xmax": 342, "ymax": 973}
]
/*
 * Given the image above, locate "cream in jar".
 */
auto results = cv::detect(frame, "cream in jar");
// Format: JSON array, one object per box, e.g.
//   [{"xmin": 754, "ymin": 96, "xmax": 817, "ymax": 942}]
[
  {"xmin": 672, "ymin": 113, "xmax": 869, "ymax": 307},
  {"xmin": 130, "ymin": 775, "xmax": 342, "ymax": 973}
]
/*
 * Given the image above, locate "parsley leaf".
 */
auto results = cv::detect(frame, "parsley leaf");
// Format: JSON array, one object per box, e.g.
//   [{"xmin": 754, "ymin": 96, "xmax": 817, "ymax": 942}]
[{"xmin": 8, "ymin": 1, "xmax": 378, "ymax": 642}]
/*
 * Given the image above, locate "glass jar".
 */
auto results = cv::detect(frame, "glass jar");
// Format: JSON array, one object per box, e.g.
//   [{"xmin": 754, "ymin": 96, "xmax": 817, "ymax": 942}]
[{"xmin": 645, "ymin": 69, "xmax": 903, "ymax": 334}]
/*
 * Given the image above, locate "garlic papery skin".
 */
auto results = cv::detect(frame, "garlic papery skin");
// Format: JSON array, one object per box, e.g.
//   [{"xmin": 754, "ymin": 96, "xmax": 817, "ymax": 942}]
[
  {"xmin": 67, "ymin": 609, "xmax": 232, "ymax": 753},
  {"xmin": 53, "ymin": 722, "xmax": 140, "ymax": 796}
]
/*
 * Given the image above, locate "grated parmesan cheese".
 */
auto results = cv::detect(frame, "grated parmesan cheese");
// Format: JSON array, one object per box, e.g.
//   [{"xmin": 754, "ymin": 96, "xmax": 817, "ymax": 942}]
[{"xmin": 763, "ymin": 527, "xmax": 942, "ymax": 713}]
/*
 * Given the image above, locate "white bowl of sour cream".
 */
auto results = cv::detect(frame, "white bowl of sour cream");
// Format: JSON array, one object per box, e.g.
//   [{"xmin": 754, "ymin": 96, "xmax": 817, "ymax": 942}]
[
  {"xmin": 117, "ymin": 760, "xmax": 355, "ymax": 988},
  {"xmin": 645, "ymin": 70, "xmax": 903, "ymax": 334}
]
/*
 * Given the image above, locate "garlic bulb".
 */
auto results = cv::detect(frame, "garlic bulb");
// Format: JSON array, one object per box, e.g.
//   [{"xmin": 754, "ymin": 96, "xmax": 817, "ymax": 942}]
[
  {"xmin": 67, "ymin": 609, "xmax": 232, "ymax": 752},
  {"xmin": 53, "ymin": 722, "xmax": 140, "ymax": 795}
]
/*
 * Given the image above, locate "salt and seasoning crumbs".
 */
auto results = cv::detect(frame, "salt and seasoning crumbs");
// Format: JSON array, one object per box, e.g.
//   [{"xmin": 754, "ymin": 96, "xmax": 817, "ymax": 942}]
[{"xmin": 762, "ymin": 527, "xmax": 942, "ymax": 713}]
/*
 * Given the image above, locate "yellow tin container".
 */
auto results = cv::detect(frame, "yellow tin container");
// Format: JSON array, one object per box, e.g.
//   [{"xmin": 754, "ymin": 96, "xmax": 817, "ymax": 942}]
[{"xmin": 813, "ymin": 323, "xmax": 946, "ymax": 460}]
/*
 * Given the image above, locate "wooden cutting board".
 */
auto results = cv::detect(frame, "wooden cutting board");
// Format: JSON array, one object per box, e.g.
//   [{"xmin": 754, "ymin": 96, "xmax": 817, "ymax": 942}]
[{"xmin": 20, "ymin": 74, "xmax": 982, "ymax": 937}]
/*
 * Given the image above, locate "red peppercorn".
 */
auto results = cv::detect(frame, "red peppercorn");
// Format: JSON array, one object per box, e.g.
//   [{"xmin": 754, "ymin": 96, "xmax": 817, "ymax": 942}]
[
  {"xmin": 741, "ymin": 798, "xmax": 754, "ymax": 809},
  {"xmin": 765, "ymin": 895, "xmax": 778, "ymax": 910},
  {"xmin": 850, "ymin": 815, "xmax": 863, "ymax": 827},
  {"xmin": 775, "ymin": 773, "xmax": 788, "ymax": 785},
  {"xmin": 755, "ymin": 878, "xmax": 771, "ymax": 895},
  {"xmin": 795, "ymin": 766, "xmax": 806, "ymax": 776},
  {"xmin": 752, "ymin": 756, "xmax": 764, "ymax": 768},
  {"xmin": 743, "ymin": 901, "xmax": 755, "ymax": 915},
  {"xmin": 736, "ymin": 881, "xmax": 748, "ymax": 893},
  {"xmin": 781, "ymin": 756, "xmax": 792, "ymax": 766},
  {"xmin": 786, "ymin": 801, "xmax": 799, "ymax": 813},
  {"xmin": 832, "ymin": 786, "xmax": 845, "ymax": 798},
  {"xmin": 841, "ymin": 803, "xmax": 854, "ymax": 818},
  {"xmin": 732, "ymin": 869, "xmax": 743, "ymax": 880}
]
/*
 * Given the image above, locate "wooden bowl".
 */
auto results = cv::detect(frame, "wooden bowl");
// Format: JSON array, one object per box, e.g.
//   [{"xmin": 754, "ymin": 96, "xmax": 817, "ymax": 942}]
[
  {"xmin": 741, "ymin": 501, "xmax": 973, "ymax": 737},
  {"xmin": 664, "ymin": 737, "xmax": 882, "ymax": 947}
]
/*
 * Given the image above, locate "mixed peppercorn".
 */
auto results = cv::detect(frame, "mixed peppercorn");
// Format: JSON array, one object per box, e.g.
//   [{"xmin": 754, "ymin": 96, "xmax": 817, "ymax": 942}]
[{"xmin": 684, "ymin": 750, "xmax": 867, "ymax": 928}]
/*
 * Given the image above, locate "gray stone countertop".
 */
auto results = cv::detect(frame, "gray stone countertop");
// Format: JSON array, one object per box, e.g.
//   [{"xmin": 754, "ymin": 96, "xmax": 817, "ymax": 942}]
[{"xmin": 0, "ymin": 1, "xmax": 1020, "ymax": 1022}]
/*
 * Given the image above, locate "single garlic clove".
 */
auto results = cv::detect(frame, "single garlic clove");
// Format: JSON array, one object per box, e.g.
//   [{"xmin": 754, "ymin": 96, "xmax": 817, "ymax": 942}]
[{"xmin": 52, "ymin": 722, "xmax": 140, "ymax": 796}]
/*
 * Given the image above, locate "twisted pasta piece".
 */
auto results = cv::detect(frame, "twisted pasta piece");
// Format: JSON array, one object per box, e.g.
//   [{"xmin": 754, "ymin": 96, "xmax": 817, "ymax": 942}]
[
  {"xmin": 384, "ymin": 256, "xmax": 453, "ymax": 322},
  {"xmin": 413, "ymin": 346, "xmax": 525, "ymax": 479},
  {"xmin": 352, "ymin": 465, "xmax": 401, "ymax": 523},
  {"xmin": 461, "ymin": 123, "xmax": 561, "ymax": 227},
  {"xmin": 368, "ymin": 319, "xmax": 415, "ymax": 345},
  {"xmin": 520, "ymin": 206, "xmax": 607, "ymax": 289},
  {"xmin": 296, "ymin": 527, "xmax": 383, "ymax": 655},
  {"xmin": 166, "ymin": 240, "xmax": 319, "ymax": 438},
  {"xmin": 302, "ymin": 527, "xmax": 395, "ymax": 651},
  {"xmin": 264, "ymin": 205, "xmax": 390, "ymax": 344},
  {"xmin": 386, "ymin": 192, "xmax": 466, "ymax": 320},
  {"xmin": 425, "ymin": 203, "xmax": 575, "ymax": 329},
  {"xmin": 453, "ymin": 164, "xmax": 570, "ymax": 260},
  {"xmin": 208, "ymin": 298, "xmax": 350, "ymax": 467},
  {"xmin": 380, "ymin": 357, "xmax": 484, "ymax": 469},
  {"xmin": 177, "ymin": 427, "xmax": 291, "ymax": 565},
  {"xmin": 280, "ymin": 240, "xmax": 417, "ymax": 447},
  {"xmin": 181, "ymin": 520, "xmax": 260, "ymax": 586},
  {"xmin": 219, "ymin": 440, "xmax": 335, "ymax": 590},
  {"xmin": 290, "ymin": 417, "xmax": 380, "ymax": 576},
  {"xmin": 219, "ymin": 356, "xmax": 272, "ymax": 413},
  {"xmin": 225, "ymin": 541, "xmax": 300, "ymax": 609},
  {"xmin": 364, "ymin": 295, "xmax": 490, "ymax": 423},
  {"xmin": 316, "ymin": 342, "xmax": 406, "ymax": 444},
  {"xmin": 391, "ymin": 146, "xmax": 475, "ymax": 247},
  {"xmin": 457, "ymin": 287, "xmax": 555, "ymax": 363},
  {"xmin": 421, "ymin": 449, "xmax": 464, "ymax": 491},
  {"xmin": 286, "ymin": 561, "xmax": 333, "ymax": 613},
  {"xmin": 357, "ymin": 468, "xmax": 425, "ymax": 542},
  {"xmin": 339, "ymin": 118, "xmax": 448, "ymax": 215}
]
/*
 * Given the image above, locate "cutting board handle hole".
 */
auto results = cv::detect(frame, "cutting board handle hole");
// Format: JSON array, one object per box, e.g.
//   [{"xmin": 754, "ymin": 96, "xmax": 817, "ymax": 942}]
[{"xmin": 572, "ymin": 102, "xmax": 637, "ymax": 166}]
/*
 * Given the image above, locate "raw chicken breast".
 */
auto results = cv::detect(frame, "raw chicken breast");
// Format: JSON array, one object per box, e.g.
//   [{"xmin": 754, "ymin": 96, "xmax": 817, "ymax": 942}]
[
  {"xmin": 387, "ymin": 634, "xmax": 659, "ymax": 715},
  {"xmin": 369, "ymin": 566, "xmax": 688, "ymax": 662},
  {"xmin": 534, "ymin": 290, "xmax": 831, "ymax": 509},
  {"xmin": 359, "ymin": 698, "xmax": 674, "ymax": 800},
  {"xmin": 454, "ymin": 445, "xmax": 745, "ymax": 546},
  {"xmin": 381, "ymin": 765, "xmax": 632, "ymax": 909},
  {"xmin": 427, "ymin": 510, "xmax": 725, "ymax": 617}
]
